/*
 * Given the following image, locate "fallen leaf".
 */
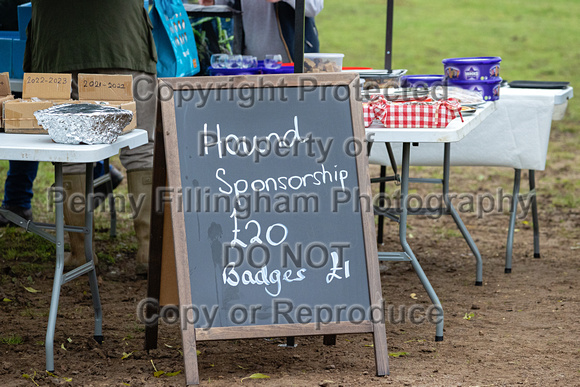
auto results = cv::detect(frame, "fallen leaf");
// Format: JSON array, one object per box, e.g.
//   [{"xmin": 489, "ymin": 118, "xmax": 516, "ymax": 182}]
[
  {"xmin": 410, "ymin": 293, "xmax": 418, "ymax": 300},
  {"xmin": 3, "ymin": 298, "xmax": 12, "ymax": 302},
  {"xmin": 22, "ymin": 373, "xmax": 40, "ymax": 386},
  {"xmin": 364, "ymin": 344, "xmax": 374, "ymax": 347},
  {"xmin": 24, "ymin": 286, "xmax": 40, "ymax": 293},
  {"xmin": 241, "ymin": 373, "xmax": 270, "ymax": 382},
  {"xmin": 196, "ymin": 350, "xmax": 201, "ymax": 356},
  {"xmin": 165, "ymin": 343, "xmax": 173, "ymax": 348},
  {"xmin": 67, "ymin": 338, "xmax": 72, "ymax": 343},
  {"xmin": 389, "ymin": 352, "xmax": 408, "ymax": 358},
  {"xmin": 154, "ymin": 370, "xmax": 165, "ymax": 378},
  {"xmin": 238, "ymin": 365, "xmax": 248, "ymax": 370},
  {"xmin": 121, "ymin": 352, "xmax": 133, "ymax": 360},
  {"xmin": 166, "ymin": 370, "xmax": 182, "ymax": 377},
  {"xmin": 61, "ymin": 343, "xmax": 66, "ymax": 351},
  {"xmin": 463, "ymin": 312, "xmax": 475, "ymax": 320}
]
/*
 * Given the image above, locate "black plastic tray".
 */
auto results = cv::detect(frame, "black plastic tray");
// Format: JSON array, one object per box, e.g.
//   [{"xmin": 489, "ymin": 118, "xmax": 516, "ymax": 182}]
[{"xmin": 509, "ymin": 80, "xmax": 570, "ymax": 89}]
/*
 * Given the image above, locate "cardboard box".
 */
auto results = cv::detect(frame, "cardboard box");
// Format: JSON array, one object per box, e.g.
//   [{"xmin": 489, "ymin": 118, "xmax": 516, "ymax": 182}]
[
  {"xmin": 21, "ymin": 73, "xmax": 72, "ymax": 100},
  {"xmin": 0, "ymin": 72, "xmax": 15, "ymax": 131},
  {"xmin": 2, "ymin": 99, "xmax": 52, "ymax": 133},
  {"xmin": 78, "ymin": 74, "xmax": 137, "ymax": 131},
  {"xmin": 3, "ymin": 72, "xmax": 71, "ymax": 133}
]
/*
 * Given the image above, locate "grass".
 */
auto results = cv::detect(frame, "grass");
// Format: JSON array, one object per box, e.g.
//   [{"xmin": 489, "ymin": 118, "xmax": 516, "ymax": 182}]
[{"xmin": 1, "ymin": 334, "xmax": 24, "ymax": 345}]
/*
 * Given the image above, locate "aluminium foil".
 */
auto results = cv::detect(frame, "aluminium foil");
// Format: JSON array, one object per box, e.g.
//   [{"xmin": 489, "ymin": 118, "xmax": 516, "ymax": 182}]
[{"xmin": 34, "ymin": 103, "xmax": 133, "ymax": 145}]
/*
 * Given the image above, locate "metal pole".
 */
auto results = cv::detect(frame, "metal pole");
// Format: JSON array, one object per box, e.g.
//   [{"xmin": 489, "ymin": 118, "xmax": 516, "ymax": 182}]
[
  {"xmin": 384, "ymin": 0, "xmax": 394, "ymax": 70},
  {"xmin": 294, "ymin": 0, "xmax": 305, "ymax": 73}
]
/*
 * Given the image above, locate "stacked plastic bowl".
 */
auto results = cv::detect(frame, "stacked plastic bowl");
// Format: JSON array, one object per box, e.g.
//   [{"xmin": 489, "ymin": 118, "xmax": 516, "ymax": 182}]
[{"xmin": 442, "ymin": 56, "xmax": 502, "ymax": 101}]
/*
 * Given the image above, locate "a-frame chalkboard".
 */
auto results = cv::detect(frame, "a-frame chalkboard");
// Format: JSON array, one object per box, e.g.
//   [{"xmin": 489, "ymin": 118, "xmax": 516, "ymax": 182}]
[{"xmin": 158, "ymin": 73, "xmax": 388, "ymax": 384}]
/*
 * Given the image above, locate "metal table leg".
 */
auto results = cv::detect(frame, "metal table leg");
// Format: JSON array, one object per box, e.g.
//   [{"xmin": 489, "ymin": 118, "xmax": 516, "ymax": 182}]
[
  {"xmin": 505, "ymin": 169, "xmax": 521, "ymax": 273},
  {"xmin": 442, "ymin": 143, "xmax": 483, "ymax": 286},
  {"xmin": 529, "ymin": 170, "xmax": 540, "ymax": 258},
  {"xmin": 45, "ymin": 163, "xmax": 103, "ymax": 372},
  {"xmin": 388, "ymin": 142, "xmax": 444, "ymax": 341},
  {"xmin": 45, "ymin": 163, "xmax": 65, "ymax": 373},
  {"xmin": 84, "ymin": 164, "xmax": 103, "ymax": 345}
]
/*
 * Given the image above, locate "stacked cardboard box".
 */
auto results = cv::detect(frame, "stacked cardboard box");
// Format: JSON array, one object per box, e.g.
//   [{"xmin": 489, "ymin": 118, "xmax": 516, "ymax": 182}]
[
  {"xmin": 0, "ymin": 72, "xmax": 16, "ymax": 132},
  {"xmin": 78, "ymin": 74, "xmax": 137, "ymax": 132},
  {"xmin": 2, "ymin": 73, "xmax": 71, "ymax": 133},
  {"xmin": 2, "ymin": 73, "xmax": 137, "ymax": 134}
]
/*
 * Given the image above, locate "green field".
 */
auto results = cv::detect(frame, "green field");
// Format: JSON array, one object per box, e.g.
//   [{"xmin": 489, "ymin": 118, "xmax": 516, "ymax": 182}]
[{"xmin": 317, "ymin": 0, "xmax": 579, "ymax": 124}]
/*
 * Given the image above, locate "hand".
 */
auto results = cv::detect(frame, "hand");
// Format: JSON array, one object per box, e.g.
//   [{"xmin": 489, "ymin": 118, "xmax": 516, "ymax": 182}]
[
  {"xmin": 265, "ymin": 0, "xmax": 282, "ymax": 3},
  {"xmin": 198, "ymin": 0, "xmax": 215, "ymax": 5}
]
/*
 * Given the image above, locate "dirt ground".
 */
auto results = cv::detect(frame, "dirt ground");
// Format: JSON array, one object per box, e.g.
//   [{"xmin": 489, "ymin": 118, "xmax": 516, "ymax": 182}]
[{"xmin": 1, "ymin": 131, "xmax": 579, "ymax": 386}]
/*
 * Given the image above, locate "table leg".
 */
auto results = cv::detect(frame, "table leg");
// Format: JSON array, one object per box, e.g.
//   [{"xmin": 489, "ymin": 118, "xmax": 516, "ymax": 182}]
[
  {"xmin": 377, "ymin": 165, "xmax": 386, "ymax": 245},
  {"xmin": 443, "ymin": 143, "xmax": 483, "ymax": 286},
  {"xmin": 45, "ymin": 163, "xmax": 65, "ymax": 372},
  {"xmin": 505, "ymin": 169, "xmax": 521, "ymax": 273},
  {"xmin": 104, "ymin": 158, "xmax": 117, "ymax": 238},
  {"xmin": 400, "ymin": 143, "xmax": 444, "ymax": 341},
  {"xmin": 529, "ymin": 170, "xmax": 540, "ymax": 258},
  {"xmin": 84, "ymin": 164, "xmax": 103, "ymax": 343}
]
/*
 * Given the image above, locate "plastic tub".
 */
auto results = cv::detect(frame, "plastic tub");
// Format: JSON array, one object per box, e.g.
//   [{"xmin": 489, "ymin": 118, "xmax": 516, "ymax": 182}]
[
  {"xmin": 401, "ymin": 75, "xmax": 444, "ymax": 88},
  {"xmin": 345, "ymin": 69, "xmax": 407, "ymax": 90},
  {"xmin": 446, "ymin": 77, "xmax": 502, "ymax": 101},
  {"xmin": 208, "ymin": 67, "xmax": 261, "ymax": 76},
  {"xmin": 442, "ymin": 56, "xmax": 501, "ymax": 81},
  {"xmin": 304, "ymin": 53, "xmax": 344, "ymax": 73},
  {"xmin": 261, "ymin": 63, "xmax": 294, "ymax": 74}
]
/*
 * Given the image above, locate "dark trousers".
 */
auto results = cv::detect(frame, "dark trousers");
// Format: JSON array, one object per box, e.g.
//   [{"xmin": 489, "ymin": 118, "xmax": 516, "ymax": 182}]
[{"xmin": 2, "ymin": 160, "xmax": 39, "ymax": 209}]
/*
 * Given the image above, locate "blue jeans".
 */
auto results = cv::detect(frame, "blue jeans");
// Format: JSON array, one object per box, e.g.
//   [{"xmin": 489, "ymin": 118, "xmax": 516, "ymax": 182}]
[
  {"xmin": 2, "ymin": 160, "xmax": 39, "ymax": 210},
  {"xmin": 2, "ymin": 161, "xmax": 108, "ymax": 210}
]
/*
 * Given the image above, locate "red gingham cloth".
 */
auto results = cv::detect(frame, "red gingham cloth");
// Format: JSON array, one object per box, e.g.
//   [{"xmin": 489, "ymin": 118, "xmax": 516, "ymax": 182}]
[{"xmin": 363, "ymin": 95, "xmax": 462, "ymax": 128}]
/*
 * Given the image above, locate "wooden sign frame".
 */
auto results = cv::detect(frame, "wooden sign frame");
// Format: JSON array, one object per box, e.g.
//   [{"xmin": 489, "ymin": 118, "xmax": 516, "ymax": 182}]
[{"xmin": 158, "ymin": 73, "xmax": 388, "ymax": 385}]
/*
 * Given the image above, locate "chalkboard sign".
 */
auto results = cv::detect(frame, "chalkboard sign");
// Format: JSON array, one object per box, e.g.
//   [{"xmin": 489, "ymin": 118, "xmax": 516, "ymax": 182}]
[{"xmin": 159, "ymin": 73, "xmax": 388, "ymax": 384}]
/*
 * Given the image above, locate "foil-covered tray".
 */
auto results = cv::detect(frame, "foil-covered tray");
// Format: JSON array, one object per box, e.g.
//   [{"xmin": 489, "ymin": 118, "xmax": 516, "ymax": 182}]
[{"xmin": 34, "ymin": 103, "xmax": 133, "ymax": 145}]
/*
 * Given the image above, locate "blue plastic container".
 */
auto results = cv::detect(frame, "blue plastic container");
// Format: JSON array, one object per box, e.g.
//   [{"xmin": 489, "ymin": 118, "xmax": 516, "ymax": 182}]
[
  {"xmin": 12, "ymin": 39, "xmax": 26, "ymax": 79},
  {"xmin": 17, "ymin": 2, "xmax": 32, "ymax": 41},
  {"xmin": 446, "ymin": 77, "xmax": 502, "ymax": 101},
  {"xmin": 261, "ymin": 65, "xmax": 294, "ymax": 74},
  {"xmin": 208, "ymin": 61, "xmax": 294, "ymax": 76},
  {"xmin": 0, "ymin": 38, "xmax": 13, "ymax": 76},
  {"xmin": 208, "ymin": 67, "xmax": 261, "ymax": 76},
  {"xmin": 401, "ymin": 75, "xmax": 444, "ymax": 88},
  {"xmin": 0, "ymin": 31, "xmax": 19, "ymax": 39},
  {"xmin": 442, "ymin": 56, "xmax": 501, "ymax": 81}
]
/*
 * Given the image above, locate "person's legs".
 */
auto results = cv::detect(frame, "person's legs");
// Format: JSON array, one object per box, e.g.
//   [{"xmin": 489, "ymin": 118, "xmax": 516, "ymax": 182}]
[
  {"xmin": 0, "ymin": 161, "xmax": 39, "ymax": 227},
  {"xmin": 120, "ymin": 70, "xmax": 156, "ymax": 275},
  {"xmin": 62, "ymin": 69, "xmax": 156, "ymax": 273}
]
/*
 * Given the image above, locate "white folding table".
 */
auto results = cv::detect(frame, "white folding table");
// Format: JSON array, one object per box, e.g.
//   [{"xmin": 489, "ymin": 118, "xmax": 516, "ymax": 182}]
[
  {"xmin": 369, "ymin": 86, "xmax": 573, "ymax": 272},
  {"xmin": 366, "ymin": 101, "xmax": 497, "ymax": 341},
  {"xmin": 0, "ymin": 129, "xmax": 147, "ymax": 372}
]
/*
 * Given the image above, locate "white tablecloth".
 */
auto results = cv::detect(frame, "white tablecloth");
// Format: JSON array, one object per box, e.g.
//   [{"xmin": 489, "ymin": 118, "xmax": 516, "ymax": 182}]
[{"xmin": 369, "ymin": 87, "xmax": 573, "ymax": 171}]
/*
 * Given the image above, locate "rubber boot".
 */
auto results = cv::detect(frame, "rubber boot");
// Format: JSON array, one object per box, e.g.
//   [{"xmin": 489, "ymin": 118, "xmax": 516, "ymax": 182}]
[
  {"xmin": 62, "ymin": 174, "xmax": 97, "ymax": 267},
  {"xmin": 127, "ymin": 169, "xmax": 152, "ymax": 276}
]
